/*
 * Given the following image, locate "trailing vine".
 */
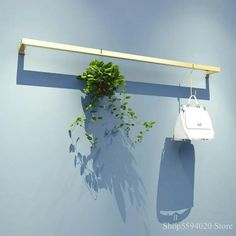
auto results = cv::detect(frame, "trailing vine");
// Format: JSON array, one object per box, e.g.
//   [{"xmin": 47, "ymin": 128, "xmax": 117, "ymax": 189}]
[{"xmin": 68, "ymin": 60, "xmax": 156, "ymax": 196}]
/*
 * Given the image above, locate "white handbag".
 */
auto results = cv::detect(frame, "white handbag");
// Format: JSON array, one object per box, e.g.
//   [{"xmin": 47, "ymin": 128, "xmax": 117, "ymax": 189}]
[{"xmin": 174, "ymin": 95, "xmax": 214, "ymax": 141}]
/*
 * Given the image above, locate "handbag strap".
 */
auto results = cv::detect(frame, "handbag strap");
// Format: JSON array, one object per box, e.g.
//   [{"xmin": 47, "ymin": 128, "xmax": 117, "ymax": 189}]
[{"xmin": 187, "ymin": 95, "xmax": 200, "ymax": 107}]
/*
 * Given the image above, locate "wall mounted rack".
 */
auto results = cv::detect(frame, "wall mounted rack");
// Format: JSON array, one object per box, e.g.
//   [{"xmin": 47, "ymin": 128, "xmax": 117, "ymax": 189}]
[{"xmin": 18, "ymin": 38, "xmax": 220, "ymax": 76}]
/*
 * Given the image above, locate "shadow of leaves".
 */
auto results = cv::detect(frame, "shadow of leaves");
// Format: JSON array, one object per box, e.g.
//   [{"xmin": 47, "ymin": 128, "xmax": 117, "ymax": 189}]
[{"xmin": 69, "ymin": 97, "xmax": 146, "ymax": 222}]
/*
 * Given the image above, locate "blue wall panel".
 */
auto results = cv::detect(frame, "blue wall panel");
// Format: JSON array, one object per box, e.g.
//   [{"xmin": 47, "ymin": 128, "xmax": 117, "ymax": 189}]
[{"xmin": 0, "ymin": 0, "xmax": 235, "ymax": 235}]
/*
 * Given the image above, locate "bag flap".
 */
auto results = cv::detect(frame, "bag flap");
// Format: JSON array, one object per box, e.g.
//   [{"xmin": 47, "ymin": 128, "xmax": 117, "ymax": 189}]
[{"xmin": 182, "ymin": 105, "xmax": 213, "ymax": 130}]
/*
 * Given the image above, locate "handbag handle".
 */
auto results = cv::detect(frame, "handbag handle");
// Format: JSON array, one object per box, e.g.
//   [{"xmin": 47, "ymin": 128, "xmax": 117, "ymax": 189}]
[{"xmin": 187, "ymin": 95, "xmax": 200, "ymax": 107}]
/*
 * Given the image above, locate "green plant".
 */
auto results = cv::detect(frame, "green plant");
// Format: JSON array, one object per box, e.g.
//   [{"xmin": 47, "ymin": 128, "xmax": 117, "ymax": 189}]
[{"xmin": 69, "ymin": 60, "xmax": 156, "ymax": 147}]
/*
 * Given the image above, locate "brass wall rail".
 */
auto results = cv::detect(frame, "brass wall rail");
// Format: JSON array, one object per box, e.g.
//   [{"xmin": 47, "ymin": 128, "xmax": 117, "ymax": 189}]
[{"xmin": 19, "ymin": 38, "xmax": 220, "ymax": 75}]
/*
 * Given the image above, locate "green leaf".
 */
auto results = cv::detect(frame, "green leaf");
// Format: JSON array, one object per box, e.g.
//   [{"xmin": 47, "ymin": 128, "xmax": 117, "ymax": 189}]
[
  {"xmin": 86, "ymin": 104, "xmax": 93, "ymax": 110},
  {"xmin": 86, "ymin": 133, "xmax": 93, "ymax": 141}
]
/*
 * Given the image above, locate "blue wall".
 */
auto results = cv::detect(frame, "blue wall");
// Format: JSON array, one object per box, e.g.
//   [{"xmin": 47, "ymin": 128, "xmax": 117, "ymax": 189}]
[{"xmin": 0, "ymin": 0, "xmax": 235, "ymax": 235}]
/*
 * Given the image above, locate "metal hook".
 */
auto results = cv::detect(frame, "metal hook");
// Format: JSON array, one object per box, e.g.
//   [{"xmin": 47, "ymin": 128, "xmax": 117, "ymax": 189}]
[
  {"xmin": 190, "ymin": 64, "xmax": 194, "ymax": 97},
  {"xmin": 98, "ymin": 48, "xmax": 103, "ymax": 61}
]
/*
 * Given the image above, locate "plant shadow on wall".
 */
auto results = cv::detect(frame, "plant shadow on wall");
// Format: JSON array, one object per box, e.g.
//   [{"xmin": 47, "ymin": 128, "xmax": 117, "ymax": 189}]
[
  {"xmin": 69, "ymin": 96, "xmax": 146, "ymax": 222},
  {"xmin": 156, "ymin": 138, "xmax": 195, "ymax": 224},
  {"xmin": 68, "ymin": 60, "xmax": 156, "ymax": 222}
]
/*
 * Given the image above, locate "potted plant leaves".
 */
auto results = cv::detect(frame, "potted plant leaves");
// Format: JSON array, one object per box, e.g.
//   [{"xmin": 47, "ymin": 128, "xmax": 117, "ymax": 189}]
[{"xmin": 69, "ymin": 60, "xmax": 156, "ymax": 148}]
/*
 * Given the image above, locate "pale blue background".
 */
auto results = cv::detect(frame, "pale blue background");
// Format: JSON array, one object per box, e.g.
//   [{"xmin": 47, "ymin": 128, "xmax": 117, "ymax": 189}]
[{"xmin": 0, "ymin": 0, "xmax": 235, "ymax": 235}]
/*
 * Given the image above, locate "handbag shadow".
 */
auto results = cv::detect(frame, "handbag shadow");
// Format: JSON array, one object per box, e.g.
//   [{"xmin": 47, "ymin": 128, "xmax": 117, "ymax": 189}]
[{"xmin": 156, "ymin": 138, "xmax": 195, "ymax": 223}]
